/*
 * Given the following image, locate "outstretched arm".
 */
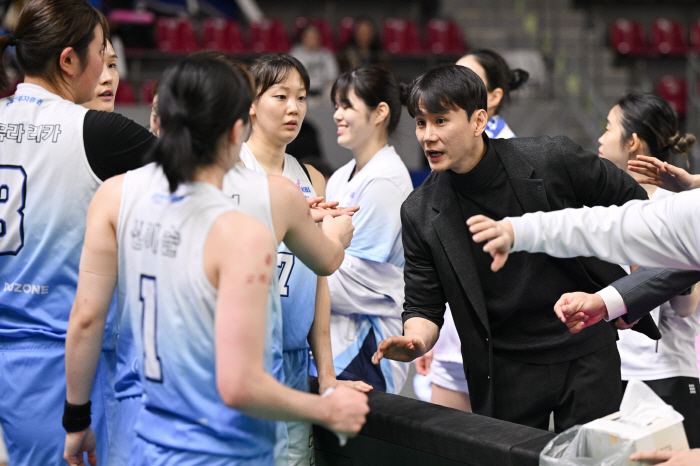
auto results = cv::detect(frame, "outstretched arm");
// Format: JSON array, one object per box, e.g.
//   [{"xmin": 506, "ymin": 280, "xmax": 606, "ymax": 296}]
[
  {"xmin": 628, "ymin": 154, "xmax": 700, "ymax": 193},
  {"xmin": 469, "ymin": 190, "xmax": 700, "ymax": 271}
]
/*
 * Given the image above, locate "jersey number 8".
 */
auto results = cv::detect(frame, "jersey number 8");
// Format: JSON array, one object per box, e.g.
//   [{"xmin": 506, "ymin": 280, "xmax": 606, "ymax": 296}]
[{"xmin": 0, "ymin": 165, "xmax": 27, "ymax": 256}]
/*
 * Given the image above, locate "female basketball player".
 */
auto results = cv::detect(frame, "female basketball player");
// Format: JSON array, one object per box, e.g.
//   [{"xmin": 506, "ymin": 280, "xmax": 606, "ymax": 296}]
[
  {"xmin": 63, "ymin": 55, "xmax": 368, "ymax": 466},
  {"xmin": 0, "ymin": 1, "xmax": 155, "ymax": 464},
  {"xmin": 82, "ymin": 38, "xmax": 119, "ymax": 112},
  {"xmin": 237, "ymin": 54, "xmax": 370, "ymax": 466},
  {"xmin": 326, "ymin": 65, "xmax": 413, "ymax": 395}
]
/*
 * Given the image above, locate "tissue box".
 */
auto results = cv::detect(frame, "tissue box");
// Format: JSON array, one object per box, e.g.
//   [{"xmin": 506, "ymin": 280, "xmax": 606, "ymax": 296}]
[{"xmin": 582, "ymin": 411, "xmax": 689, "ymax": 463}]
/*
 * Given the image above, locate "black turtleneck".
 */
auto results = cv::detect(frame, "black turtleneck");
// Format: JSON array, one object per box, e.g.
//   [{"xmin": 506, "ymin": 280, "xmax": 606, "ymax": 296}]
[{"xmin": 447, "ymin": 139, "xmax": 615, "ymax": 364}]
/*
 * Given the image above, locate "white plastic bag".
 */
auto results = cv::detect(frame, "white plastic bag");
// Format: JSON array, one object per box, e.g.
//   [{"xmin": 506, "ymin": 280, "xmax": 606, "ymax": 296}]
[{"xmin": 539, "ymin": 425, "xmax": 634, "ymax": 466}]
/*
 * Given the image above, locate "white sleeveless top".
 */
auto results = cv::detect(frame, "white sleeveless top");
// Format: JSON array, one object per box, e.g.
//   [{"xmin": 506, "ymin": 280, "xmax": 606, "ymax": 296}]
[
  {"xmin": 0, "ymin": 83, "xmax": 118, "ymax": 347},
  {"xmin": 117, "ymin": 163, "xmax": 277, "ymax": 456},
  {"xmin": 238, "ymin": 143, "xmax": 319, "ymax": 352}
]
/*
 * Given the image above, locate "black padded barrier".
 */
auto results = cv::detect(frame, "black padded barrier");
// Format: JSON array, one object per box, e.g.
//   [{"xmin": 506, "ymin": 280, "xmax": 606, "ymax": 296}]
[{"xmin": 311, "ymin": 378, "xmax": 556, "ymax": 466}]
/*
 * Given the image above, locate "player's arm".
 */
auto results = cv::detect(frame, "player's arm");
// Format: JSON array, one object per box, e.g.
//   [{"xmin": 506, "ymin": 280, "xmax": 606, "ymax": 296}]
[
  {"xmin": 64, "ymin": 175, "xmax": 123, "ymax": 466},
  {"xmin": 268, "ymin": 175, "xmax": 353, "ymax": 276},
  {"xmin": 304, "ymin": 164, "xmax": 359, "ymax": 221},
  {"xmin": 209, "ymin": 213, "xmax": 368, "ymax": 434}
]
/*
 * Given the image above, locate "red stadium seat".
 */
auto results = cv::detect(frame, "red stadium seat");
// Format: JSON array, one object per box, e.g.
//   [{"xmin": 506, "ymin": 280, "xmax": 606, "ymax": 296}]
[
  {"xmin": 0, "ymin": 79, "xmax": 19, "ymax": 99},
  {"xmin": 656, "ymin": 76, "xmax": 687, "ymax": 116},
  {"xmin": 156, "ymin": 17, "xmax": 199, "ymax": 53},
  {"xmin": 338, "ymin": 17, "xmax": 355, "ymax": 50},
  {"xmin": 382, "ymin": 18, "xmax": 422, "ymax": 55},
  {"xmin": 294, "ymin": 17, "xmax": 336, "ymax": 51},
  {"xmin": 250, "ymin": 19, "xmax": 290, "ymax": 54},
  {"xmin": 114, "ymin": 80, "xmax": 137, "ymax": 105},
  {"xmin": 139, "ymin": 80, "xmax": 158, "ymax": 105},
  {"xmin": 425, "ymin": 19, "xmax": 467, "ymax": 55},
  {"xmin": 691, "ymin": 20, "xmax": 700, "ymax": 52},
  {"xmin": 609, "ymin": 18, "xmax": 647, "ymax": 56},
  {"xmin": 650, "ymin": 18, "xmax": 688, "ymax": 56},
  {"xmin": 203, "ymin": 18, "xmax": 246, "ymax": 54}
]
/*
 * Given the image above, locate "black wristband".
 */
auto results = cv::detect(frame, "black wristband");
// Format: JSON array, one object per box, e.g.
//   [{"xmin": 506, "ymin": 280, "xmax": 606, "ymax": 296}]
[{"xmin": 62, "ymin": 400, "xmax": 91, "ymax": 433}]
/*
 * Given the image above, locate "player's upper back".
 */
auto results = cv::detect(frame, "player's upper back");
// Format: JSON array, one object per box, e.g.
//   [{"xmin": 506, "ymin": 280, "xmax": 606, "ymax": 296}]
[{"xmin": 0, "ymin": 83, "xmax": 97, "ymax": 340}]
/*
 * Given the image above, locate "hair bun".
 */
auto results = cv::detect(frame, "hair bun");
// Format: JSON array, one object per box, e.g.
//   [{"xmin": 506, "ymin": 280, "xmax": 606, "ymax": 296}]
[
  {"xmin": 672, "ymin": 132, "xmax": 696, "ymax": 155},
  {"xmin": 399, "ymin": 82, "xmax": 410, "ymax": 106},
  {"xmin": 509, "ymin": 69, "xmax": 529, "ymax": 91}
]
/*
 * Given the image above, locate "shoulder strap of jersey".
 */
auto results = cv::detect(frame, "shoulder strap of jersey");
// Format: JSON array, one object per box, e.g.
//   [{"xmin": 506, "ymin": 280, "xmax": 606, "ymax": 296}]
[{"xmin": 299, "ymin": 160, "xmax": 313, "ymax": 187}]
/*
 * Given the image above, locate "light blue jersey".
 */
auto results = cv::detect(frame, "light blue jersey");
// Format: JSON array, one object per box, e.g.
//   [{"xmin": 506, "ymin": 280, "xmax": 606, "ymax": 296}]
[
  {"xmin": 117, "ymin": 164, "xmax": 277, "ymax": 461},
  {"xmin": 484, "ymin": 115, "xmax": 515, "ymax": 139}
]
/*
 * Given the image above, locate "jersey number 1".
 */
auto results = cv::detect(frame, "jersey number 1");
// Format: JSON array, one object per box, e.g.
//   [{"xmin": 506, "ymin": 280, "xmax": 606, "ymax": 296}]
[
  {"xmin": 0, "ymin": 165, "xmax": 27, "ymax": 256},
  {"xmin": 140, "ymin": 275, "xmax": 163, "ymax": 382}
]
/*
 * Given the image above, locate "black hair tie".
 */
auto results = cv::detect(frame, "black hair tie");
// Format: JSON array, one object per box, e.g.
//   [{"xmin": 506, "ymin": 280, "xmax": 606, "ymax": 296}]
[{"xmin": 6, "ymin": 33, "xmax": 18, "ymax": 47}]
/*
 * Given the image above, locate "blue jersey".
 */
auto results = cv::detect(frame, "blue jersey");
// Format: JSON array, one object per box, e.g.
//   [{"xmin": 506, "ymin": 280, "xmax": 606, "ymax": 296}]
[
  {"xmin": 0, "ymin": 84, "xmax": 116, "ymax": 348},
  {"xmin": 118, "ymin": 164, "xmax": 277, "ymax": 457},
  {"xmin": 239, "ymin": 144, "xmax": 318, "ymax": 352}
]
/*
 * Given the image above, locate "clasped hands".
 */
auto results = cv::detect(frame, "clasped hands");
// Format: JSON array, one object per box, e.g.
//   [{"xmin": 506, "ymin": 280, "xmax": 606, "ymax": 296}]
[{"xmin": 306, "ymin": 197, "xmax": 359, "ymax": 223}]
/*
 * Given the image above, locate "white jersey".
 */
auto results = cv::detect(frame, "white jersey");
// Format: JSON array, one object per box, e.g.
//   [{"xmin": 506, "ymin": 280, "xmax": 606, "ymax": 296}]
[
  {"xmin": 117, "ymin": 163, "xmax": 277, "ymax": 457},
  {"xmin": 618, "ymin": 188, "xmax": 700, "ymax": 380},
  {"xmin": 326, "ymin": 145, "xmax": 413, "ymax": 394},
  {"xmin": 0, "ymin": 83, "xmax": 117, "ymax": 348},
  {"xmin": 238, "ymin": 143, "xmax": 319, "ymax": 352}
]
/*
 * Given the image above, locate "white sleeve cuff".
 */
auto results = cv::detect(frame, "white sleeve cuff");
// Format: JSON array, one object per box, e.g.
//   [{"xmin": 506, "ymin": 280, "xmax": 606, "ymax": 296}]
[{"xmin": 597, "ymin": 286, "xmax": 627, "ymax": 321}]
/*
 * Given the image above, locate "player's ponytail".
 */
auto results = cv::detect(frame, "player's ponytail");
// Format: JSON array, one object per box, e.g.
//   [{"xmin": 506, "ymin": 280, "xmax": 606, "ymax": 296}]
[
  {"xmin": 460, "ymin": 49, "xmax": 529, "ymax": 114},
  {"xmin": 149, "ymin": 56, "xmax": 253, "ymax": 192},
  {"xmin": 330, "ymin": 65, "xmax": 403, "ymax": 136},
  {"xmin": 617, "ymin": 92, "xmax": 696, "ymax": 163}
]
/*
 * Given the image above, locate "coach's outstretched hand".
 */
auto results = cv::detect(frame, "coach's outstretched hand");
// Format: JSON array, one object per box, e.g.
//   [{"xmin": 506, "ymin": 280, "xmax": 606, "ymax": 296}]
[
  {"xmin": 372, "ymin": 336, "xmax": 427, "ymax": 364},
  {"xmin": 467, "ymin": 215, "xmax": 515, "ymax": 272},
  {"xmin": 307, "ymin": 196, "xmax": 360, "ymax": 223},
  {"xmin": 321, "ymin": 385, "xmax": 369, "ymax": 436},
  {"xmin": 628, "ymin": 155, "xmax": 700, "ymax": 193},
  {"xmin": 64, "ymin": 428, "xmax": 97, "ymax": 466}
]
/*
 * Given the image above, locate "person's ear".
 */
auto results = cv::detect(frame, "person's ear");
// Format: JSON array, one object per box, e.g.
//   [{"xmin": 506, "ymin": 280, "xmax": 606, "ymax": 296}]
[
  {"xmin": 473, "ymin": 109, "xmax": 488, "ymax": 137},
  {"xmin": 628, "ymin": 133, "xmax": 643, "ymax": 154},
  {"xmin": 373, "ymin": 102, "xmax": 390, "ymax": 128},
  {"xmin": 59, "ymin": 47, "xmax": 80, "ymax": 77},
  {"xmin": 230, "ymin": 119, "xmax": 250, "ymax": 145},
  {"xmin": 488, "ymin": 88, "xmax": 504, "ymax": 112}
]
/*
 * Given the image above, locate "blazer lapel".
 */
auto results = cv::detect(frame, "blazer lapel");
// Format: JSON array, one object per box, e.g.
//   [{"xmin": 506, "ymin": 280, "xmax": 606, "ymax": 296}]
[
  {"xmin": 499, "ymin": 148, "xmax": 551, "ymax": 214},
  {"xmin": 431, "ymin": 179, "xmax": 490, "ymax": 330}
]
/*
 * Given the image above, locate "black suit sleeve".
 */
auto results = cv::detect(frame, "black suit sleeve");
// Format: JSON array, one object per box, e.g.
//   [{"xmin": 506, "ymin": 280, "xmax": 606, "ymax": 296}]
[
  {"xmin": 83, "ymin": 110, "xmax": 157, "ymax": 181},
  {"xmin": 400, "ymin": 201, "xmax": 447, "ymax": 329},
  {"xmin": 610, "ymin": 267, "xmax": 700, "ymax": 323},
  {"xmin": 555, "ymin": 136, "xmax": 648, "ymax": 205}
]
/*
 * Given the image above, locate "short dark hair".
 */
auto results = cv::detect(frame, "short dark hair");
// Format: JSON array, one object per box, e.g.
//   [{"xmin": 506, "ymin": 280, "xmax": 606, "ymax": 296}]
[
  {"xmin": 331, "ymin": 65, "xmax": 406, "ymax": 136},
  {"xmin": 406, "ymin": 64, "xmax": 487, "ymax": 120},
  {"xmin": 249, "ymin": 53, "xmax": 310, "ymax": 100},
  {"xmin": 149, "ymin": 56, "xmax": 253, "ymax": 192},
  {"xmin": 617, "ymin": 92, "xmax": 696, "ymax": 162},
  {"xmin": 0, "ymin": 0, "xmax": 109, "ymax": 92},
  {"xmin": 464, "ymin": 49, "xmax": 529, "ymax": 113}
]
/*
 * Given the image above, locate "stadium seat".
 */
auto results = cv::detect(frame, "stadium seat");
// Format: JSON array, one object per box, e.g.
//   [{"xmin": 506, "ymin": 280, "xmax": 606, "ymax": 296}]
[
  {"xmin": 294, "ymin": 17, "xmax": 336, "ymax": 51},
  {"xmin": 426, "ymin": 19, "xmax": 467, "ymax": 55},
  {"xmin": 202, "ymin": 18, "xmax": 246, "ymax": 54},
  {"xmin": 114, "ymin": 80, "xmax": 137, "ymax": 105},
  {"xmin": 338, "ymin": 17, "xmax": 355, "ymax": 49},
  {"xmin": 656, "ymin": 76, "xmax": 687, "ymax": 116},
  {"xmin": 156, "ymin": 17, "xmax": 198, "ymax": 53},
  {"xmin": 382, "ymin": 18, "xmax": 423, "ymax": 55},
  {"xmin": 650, "ymin": 18, "xmax": 688, "ymax": 56},
  {"xmin": 689, "ymin": 19, "xmax": 700, "ymax": 52},
  {"xmin": 609, "ymin": 18, "xmax": 647, "ymax": 56},
  {"xmin": 139, "ymin": 80, "xmax": 158, "ymax": 105},
  {"xmin": 250, "ymin": 18, "xmax": 290, "ymax": 54}
]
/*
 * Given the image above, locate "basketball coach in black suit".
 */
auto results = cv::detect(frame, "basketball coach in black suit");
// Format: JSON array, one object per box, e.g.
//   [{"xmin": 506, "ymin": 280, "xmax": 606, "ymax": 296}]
[{"xmin": 372, "ymin": 64, "xmax": 659, "ymax": 431}]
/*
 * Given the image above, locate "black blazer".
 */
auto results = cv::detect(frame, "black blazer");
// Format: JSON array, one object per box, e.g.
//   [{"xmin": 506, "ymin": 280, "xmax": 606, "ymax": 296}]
[{"xmin": 401, "ymin": 135, "xmax": 656, "ymax": 417}]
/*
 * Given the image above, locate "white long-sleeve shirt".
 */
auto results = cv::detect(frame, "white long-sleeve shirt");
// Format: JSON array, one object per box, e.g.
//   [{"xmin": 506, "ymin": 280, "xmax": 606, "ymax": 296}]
[{"xmin": 508, "ymin": 188, "xmax": 700, "ymax": 270}]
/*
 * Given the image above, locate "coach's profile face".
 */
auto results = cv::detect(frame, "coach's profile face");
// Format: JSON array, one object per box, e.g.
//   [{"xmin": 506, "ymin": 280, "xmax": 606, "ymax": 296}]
[{"xmin": 415, "ymin": 103, "xmax": 487, "ymax": 174}]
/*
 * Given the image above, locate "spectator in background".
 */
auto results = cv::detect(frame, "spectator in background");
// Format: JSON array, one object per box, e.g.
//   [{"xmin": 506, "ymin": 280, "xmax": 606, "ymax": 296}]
[
  {"xmin": 290, "ymin": 23, "xmax": 339, "ymax": 97},
  {"xmin": 339, "ymin": 16, "xmax": 384, "ymax": 71}
]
